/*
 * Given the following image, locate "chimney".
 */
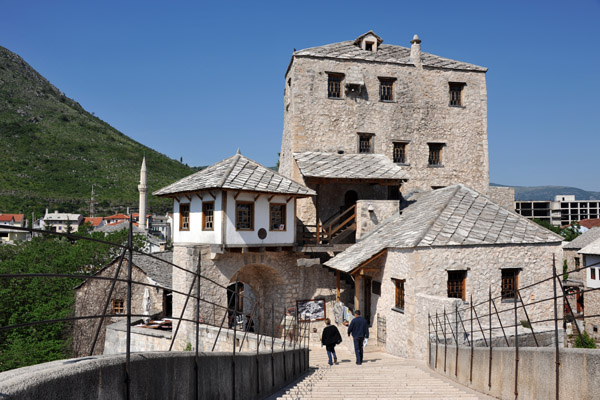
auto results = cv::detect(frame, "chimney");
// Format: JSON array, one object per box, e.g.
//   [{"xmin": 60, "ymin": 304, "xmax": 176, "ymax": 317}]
[{"xmin": 410, "ymin": 34, "xmax": 422, "ymax": 68}]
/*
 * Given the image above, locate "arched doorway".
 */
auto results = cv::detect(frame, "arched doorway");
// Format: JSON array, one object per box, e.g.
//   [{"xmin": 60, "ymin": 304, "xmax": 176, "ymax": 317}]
[
  {"xmin": 228, "ymin": 264, "xmax": 286, "ymax": 335},
  {"xmin": 343, "ymin": 190, "xmax": 358, "ymax": 212}
]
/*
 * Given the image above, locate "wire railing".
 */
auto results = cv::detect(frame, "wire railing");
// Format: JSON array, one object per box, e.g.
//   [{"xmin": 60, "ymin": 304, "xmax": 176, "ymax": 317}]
[
  {"xmin": 427, "ymin": 254, "xmax": 600, "ymax": 400},
  {"xmin": 0, "ymin": 221, "xmax": 309, "ymax": 400}
]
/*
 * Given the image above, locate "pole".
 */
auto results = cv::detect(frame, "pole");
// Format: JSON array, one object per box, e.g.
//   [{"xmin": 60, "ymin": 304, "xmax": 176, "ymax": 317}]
[
  {"xmin": 125, "ymin": 215, "xmax": 133, "ymax": 400},
  {"xmin": 470, "ymin": 294, "xmax": 474, "ymax": 383},
  {"xmin": 552, "ymin": 255, "xmax": 560, "ymax": 400},
  {"xmin": 195, "ymin": 258, "xmax": 201, "ymax": 400},
  {"xmin": 488, "ymin": 286, "xmax": 492, "ymax": 390},
  {"xmin": 455, "ymin": 304, "xmax": 459, "ymax": 377},
  {"xmin": 443, "ymin": 307, "xmax": 447, "ymax": 373},
  {"xmin": 232, "ymin": 290, "xmax": 238, "ymax": 400},
  {"xmin": 514, "ymin": 286, "xmax": 519, "ymax": 399}
]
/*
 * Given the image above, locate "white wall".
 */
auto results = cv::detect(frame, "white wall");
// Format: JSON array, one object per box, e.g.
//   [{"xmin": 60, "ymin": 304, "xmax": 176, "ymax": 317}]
[
  {"xmin": 172, "ymin": 191, "xmax": 222, "ymax": 244},
  {"xmin": 585, "ymin": 254, "xmax": 600, "ymax": 289},
  {"xmin": 224, "ymin": 192, "xmax": 295, "ymax": 246}
]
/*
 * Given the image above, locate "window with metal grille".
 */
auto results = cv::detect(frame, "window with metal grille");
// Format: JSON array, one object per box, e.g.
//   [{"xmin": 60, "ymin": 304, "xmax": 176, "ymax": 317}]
[
  {"xmin": 112, "ymin": 299, "xmax": 124, "ymax": 315},
  {"xmin": 327, "ymin": 73, "xmax": 344, "ymax": 98},
  {"xmin": 236, "ymin": 202, "xmax": 254, "ymax": 230},
  {"xmin": 501, "ymin": 269, "xmax": 520, "ymax": 300},
  {"xmin": 179, "ymin": 203, "xmax": 190, "ymax": 231},
  {"xmin": 447, "ymin": 270, "xmax": 466, "ymax": 301},
  {"xmin": 428, "ymin": 143, "xmax": 444, "ymax": 166},
  {"xmin": 379, "ymin": 78, "xmax": 395, "ymax": 101},
  {"xmin": 393, "ymin": 279, "xmax": 405, "ymax": 311},
  {"xmin": 449, "ymin": 82, "xmax": 465, "ymax": 106},
  {"xmin": 202, "ymin": 201, "xmax": 214, "ymax": 231},
  {"xmin": 270, "ymin": 203, "xmax": 286, "ymax": 231},
  {"xmin": 393, "ymin": 142, "xmax": 406, "ymax": 163},
  {"xmin": 358, "ymin": 133, "xmax": 373, "ymax": 153}
]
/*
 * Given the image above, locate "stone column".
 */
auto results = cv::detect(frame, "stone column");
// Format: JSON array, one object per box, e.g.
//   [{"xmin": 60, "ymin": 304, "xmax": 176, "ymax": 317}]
[{"xmin": 172, "ymin": 244, "xmax": 202, "ymax": 350}]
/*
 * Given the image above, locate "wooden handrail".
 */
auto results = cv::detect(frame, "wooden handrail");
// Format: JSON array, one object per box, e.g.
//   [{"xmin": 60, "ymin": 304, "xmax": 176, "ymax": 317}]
[{"xmin": 323, "ymin": 204, "xmax": 356, "ymax": 240}]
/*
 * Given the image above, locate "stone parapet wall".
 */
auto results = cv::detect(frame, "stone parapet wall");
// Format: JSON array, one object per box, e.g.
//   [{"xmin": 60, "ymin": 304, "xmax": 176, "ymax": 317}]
[
  {"xmin": 0, "ymin": 349, "xmax": 308, "ymax": 400},
  {"xmin": 429, "ymin": 343, "xmax": 600, "ymax": 400}
]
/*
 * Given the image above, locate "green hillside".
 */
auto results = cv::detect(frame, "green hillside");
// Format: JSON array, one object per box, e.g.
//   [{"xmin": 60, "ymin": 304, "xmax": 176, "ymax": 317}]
[{"xmin": 0, "ymin": 46, "xmax": 196, "ymax": 217}]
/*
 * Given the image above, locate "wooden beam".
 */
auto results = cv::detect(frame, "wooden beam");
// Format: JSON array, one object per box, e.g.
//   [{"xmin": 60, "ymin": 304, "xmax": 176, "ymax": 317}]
[
  {"xmin": 184, "ymin": 194, "xmax": 192, "ymax": 202},
  {"xmin": 208, "ymin": 191, "xmax": 216, "ymax": 200},
  {"xmin": 286, "ymin": 196, "xmax": 293, "ymax": 203},
  {"xmin": 336, "ymin": 271, "xmax": 341, "ymax": 302},
  {"xmin": 351, "ymin": 249, "xmax": 387, "ymax": 275},
  {"xmin": 195, "ymin": 193, "xmax": 203, "ymax": 201},
  {"xmin": 267, "ymin": 195, "xmax": 275, "ymax": 202},
  {"xmin": 174, "ymin": 197, "xmax": 180, "ymax": 204},
  {"xmin": 354, "ymin": 275, "xmax": 361, "ymax": 311},
  {"xmin": 233, "ymin": 191, "xmax": 241, "ymax": 200},
  {"xmin": 254, "ymin": 194, "xmax": 261, "ymax": 201}
]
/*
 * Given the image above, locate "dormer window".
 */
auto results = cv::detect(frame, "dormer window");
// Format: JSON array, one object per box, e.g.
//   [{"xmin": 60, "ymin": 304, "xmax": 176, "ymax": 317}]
[{"xmin": 353, "ymin": 30, "xmax": 383, "ymax": 52}]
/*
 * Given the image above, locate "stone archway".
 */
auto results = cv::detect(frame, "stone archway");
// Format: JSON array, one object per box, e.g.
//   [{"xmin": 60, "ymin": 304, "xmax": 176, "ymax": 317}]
[{"xmin": 230, "ymin": 264, "xmax": 286, "ymax": 335}]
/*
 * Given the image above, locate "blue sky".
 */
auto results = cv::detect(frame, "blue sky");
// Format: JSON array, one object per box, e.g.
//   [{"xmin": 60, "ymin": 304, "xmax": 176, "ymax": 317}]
[{"xmin": 2, "ymin": 0, "xmax": 599, "ymax": 190}]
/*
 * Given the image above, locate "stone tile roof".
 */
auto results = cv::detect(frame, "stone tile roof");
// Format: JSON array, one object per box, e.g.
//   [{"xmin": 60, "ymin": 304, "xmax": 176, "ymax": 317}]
[
  {"xmin": 154, "ymin": 152, "xmax": 315, "ymax": 197},
  {"xmin": 580, "ymin": 219, "xmax": 600, "ymax": 230},
  {"xmin": 579, "ymin": 238, "xmax": 600, "ymax": 256},
  {"xmin": 293, "ymin": 152, "xmax": 408, "ymax": 180},
  {"xmin": 95, "ymin": 220, "xmax": 146, "ymax": 234},
  {"xmin": 325, "ymin": 185, "xmax": 563, "ymax": 273},
  {"xmin": 75, "ymin": 252, "xmax": 173, "ymax": 290},
  {"xmin": 564, "ymin": 227, "xmax": 600, "ymax": 250},
  {"xmin": 294, "ymin": 39, "xmax": 487, "ymax": 72}
]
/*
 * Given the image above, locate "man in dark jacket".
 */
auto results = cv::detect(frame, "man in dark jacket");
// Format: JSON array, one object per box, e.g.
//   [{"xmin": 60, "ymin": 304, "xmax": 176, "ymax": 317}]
[
  {"xmin": 347, "ymin": 310, "xmax": 369, "ymax": 365},
  {"xmin": 321, "ymin": 318, "xmax": 342, "ymax": 365}
]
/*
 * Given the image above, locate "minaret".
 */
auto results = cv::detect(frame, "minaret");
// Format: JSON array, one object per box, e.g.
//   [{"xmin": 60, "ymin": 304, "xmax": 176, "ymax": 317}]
[{"xmin": 138, "ymin": 156, "xmax": 147, "ymax": 230}]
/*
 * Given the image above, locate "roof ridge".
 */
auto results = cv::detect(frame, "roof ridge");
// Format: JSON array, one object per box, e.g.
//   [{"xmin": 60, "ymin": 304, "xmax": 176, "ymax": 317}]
[
  {"xmin": 414, "ymin": 185, "xmax": 463, "ymax": 247},
  {"xmin": 217, "ymin": 153, "xmax": 242, "ymax": 188}
]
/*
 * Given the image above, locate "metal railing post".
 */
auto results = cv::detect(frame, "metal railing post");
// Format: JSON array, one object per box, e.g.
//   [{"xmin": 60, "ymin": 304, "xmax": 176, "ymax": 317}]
[
  {"xmin": 443, "ymin": 307, "xmax": 447, "ymax": 373},
  {"xmin": 232, "ymin": 291, "xmax": 238, "ymax": 400},
  {"xmin": 470, "ymin": 294, "xmax": 474, "ymax": 383},
  {"xmin": 271, "ymin": 302, "xmax": 275, "ymax": 387},
  {"xmin": 455, "ymin": 304, "xmax": 459, "ymax": 376},
  {"xmin": 125, "ymin": 216, "xmax": 133, "ymax": 400},
  {"xmin": 514, "ymin": 287, "xmax": 519, "ymax": 399},
  {"xmin": 553, "ymin": 255, "xmax": 560, "ymax": 400},
  {"xmin": 488, "ymin": 286, "xmax": 492, "ymax": 390},
  {"xmin": 491, "ymin": 298, "xmax": 510, "ymax": 346},
  {"xmin": 195, "ymin": 258, "xmax": 201, "ymax": 400}
]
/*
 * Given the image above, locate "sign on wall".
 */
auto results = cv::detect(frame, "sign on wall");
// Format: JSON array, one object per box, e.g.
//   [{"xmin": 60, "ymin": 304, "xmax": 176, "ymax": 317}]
[{"xmin": 296, "ymin": 299, "xmax": 326, "ymax": 322}]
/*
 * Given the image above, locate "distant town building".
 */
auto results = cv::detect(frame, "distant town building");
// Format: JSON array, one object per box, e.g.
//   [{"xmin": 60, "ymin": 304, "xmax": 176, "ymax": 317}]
[
  {"xmin": 42, "ymin": 210, "xmax": 83, "ymax": 233},
  {"xmin": 0, "ymin": 213, "xmax": 28, "ymax": 242},
  {"xmin": 515, "ymin": 195, "xmax": 600, "ymax": 227},
  {"xmin": 83, "ymin": 217, "xmax": 105, "ymax": 229}
]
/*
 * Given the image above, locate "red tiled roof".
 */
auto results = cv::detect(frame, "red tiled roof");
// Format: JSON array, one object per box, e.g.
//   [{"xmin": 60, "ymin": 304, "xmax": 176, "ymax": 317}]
[
  {"xmin": 84, "ymin": 217, "xmax": 104, "ymax": 227},
  {"xmin": 0, "ymin": 213, "xmax": 24, "ymax": 222},
  {"xmin": 580, "ymin": 219, "xmax": 600, "ymax": 229},
  {"xmin": 104, "ymin": 214, "xmax": 129, "ymax": 220}
]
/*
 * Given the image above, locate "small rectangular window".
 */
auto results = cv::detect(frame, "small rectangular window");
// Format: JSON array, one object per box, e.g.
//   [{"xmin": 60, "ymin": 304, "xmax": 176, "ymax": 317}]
[
  {"xmin": 449, "ymin": 82, "xmax": 465, "ymax": 106},
  {"xmin": 501, "ymin": 269, "xmax": 520, "ymax": 300},
  {"xmin": 202, "ymin": 201, "xmax": 214, "ymax": 231},
  {"xmin": 179, "ymin": 203, "xmax": 190, "ymax": 231},
  {"xmin": 112, "ymin": 299, "xmax": 124, "ymax": 315},
  {"xmin": 365, "ymin": 41, "xmax": 374, "ymax": 51},
  {"xmin": 575, "ymin": 257, "xmax": 581, "ymax": 268},
  {"xmin": 270, "ymin": 203, "xmax": 286, "ymax": 231},
  {"xmin": 592, "ymin": 268, "xmax": 596, "ymax": 280},
  {"xmin": 393, "ymin": 142, "xmax": 407, "ymax": 163},
  {"xmin": 236, "ymin": 202, "xmax": 254, "ymax": 230},
  {"xmin": 447, "ymin": 270, "xmax": 467, "ymax": 301},
  {"xmin": 393, "ymin": 278, "xmax": 405, "ymax": 311},
  {"xmin": 358, "ymin": 133, "xmax": 374, "ymax": 154},
  {"xmin": 379, "ymin": 78, "xmax": 395, "ymax": 101},
  {"xmin": 428, "ymin": 143, "xmax": 444, "ymax": 166},
  {"xmin": 327, "ymin": 73, "xmax": 344, "ymax": 98}
]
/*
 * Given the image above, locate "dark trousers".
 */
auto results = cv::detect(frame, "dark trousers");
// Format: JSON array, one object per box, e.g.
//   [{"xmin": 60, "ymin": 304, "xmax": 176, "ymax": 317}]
[{"xmin": 353, "ymin": 337, "xmax": 364, "ymax": 364}]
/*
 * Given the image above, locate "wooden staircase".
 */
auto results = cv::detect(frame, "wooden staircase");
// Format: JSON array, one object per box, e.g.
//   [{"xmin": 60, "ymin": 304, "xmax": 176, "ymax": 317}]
[{"xmin": 300, "ymin": 205, "xmax": 357, "ymax": 245}]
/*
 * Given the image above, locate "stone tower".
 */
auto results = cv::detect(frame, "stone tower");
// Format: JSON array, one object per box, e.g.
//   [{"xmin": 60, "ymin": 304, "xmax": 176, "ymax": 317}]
[
  {"xmin": 279, "ymin": 31, "xmax": 490, "ymax": 227},
  {"xmin": 138, "ymin": 156, "xmax": 147, "ymax": 230}
]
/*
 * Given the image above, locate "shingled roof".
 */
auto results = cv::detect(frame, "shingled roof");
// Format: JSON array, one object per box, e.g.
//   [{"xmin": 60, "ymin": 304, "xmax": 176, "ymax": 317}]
[
  {"xmin": 564, "ymin": 227, "xmax": 600, "ymax": 250},
  {"xmin": 154, "ymin": 152, "xmax": 315, "ymax": 197},
  {"xmin": 325, "ymin": 185, "xmax": 563, "ymax": 273},
  {"xmin": 294, "ymin": 152, "xmax": 407, "ymax": 180},
  {"xmin": 579, "ymin": 238, "xmax": 600, "ymax": 256},
  {"xmin": 293, "ymin": 35, "xmax": 487, "ymax": 72}
]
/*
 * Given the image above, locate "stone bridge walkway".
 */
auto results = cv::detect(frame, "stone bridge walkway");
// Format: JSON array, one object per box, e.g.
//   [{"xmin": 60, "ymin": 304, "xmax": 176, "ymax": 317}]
[{"xmin": 268, "ymin": 345, "xmax": 494, "ymax": 400}]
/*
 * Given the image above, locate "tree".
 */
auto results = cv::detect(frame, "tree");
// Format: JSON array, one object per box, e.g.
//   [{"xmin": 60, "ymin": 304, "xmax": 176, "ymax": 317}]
[
  {"xmin": 531, "ymin": 219, "xmax": 582, "ymax": 242},
  {"xmin": 0, "ymin": 229, "xmax": 143, "ymax": 371}
]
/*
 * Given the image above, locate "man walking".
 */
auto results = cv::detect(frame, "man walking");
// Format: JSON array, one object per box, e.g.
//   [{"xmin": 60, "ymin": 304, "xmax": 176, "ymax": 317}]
[{"xmin": 347, "ymin": 310, "xmax": 369, "ymax": 365}]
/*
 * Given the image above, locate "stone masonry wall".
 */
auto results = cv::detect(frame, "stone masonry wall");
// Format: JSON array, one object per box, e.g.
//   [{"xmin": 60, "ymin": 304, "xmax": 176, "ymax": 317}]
[
  {"xmin": 488, "ymin": 186, "xmax": 515, "ymax": 211},
  {"xmin": 73, "ymin": 261, "xmax": 166, "ymax": 357},
  {"xmin": 363, "ymin": 243, "xmax": 562, "ymax": 360},
  {"xmin": 172, "ymin": 244, "xmax": 349, "ymax": 350},
  {"xmin": 356, "ymin": 200, "xmax": 399, "ymax": 240},
  {"xmin": 280, "ymin": 50, "xmax": 489, "ymax": 227}
]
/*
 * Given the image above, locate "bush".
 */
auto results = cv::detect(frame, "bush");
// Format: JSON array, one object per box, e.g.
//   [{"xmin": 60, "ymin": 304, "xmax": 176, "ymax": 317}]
[{"xmin": 574, "ymin": 331, "xmax": 596, "ymax": 349}]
